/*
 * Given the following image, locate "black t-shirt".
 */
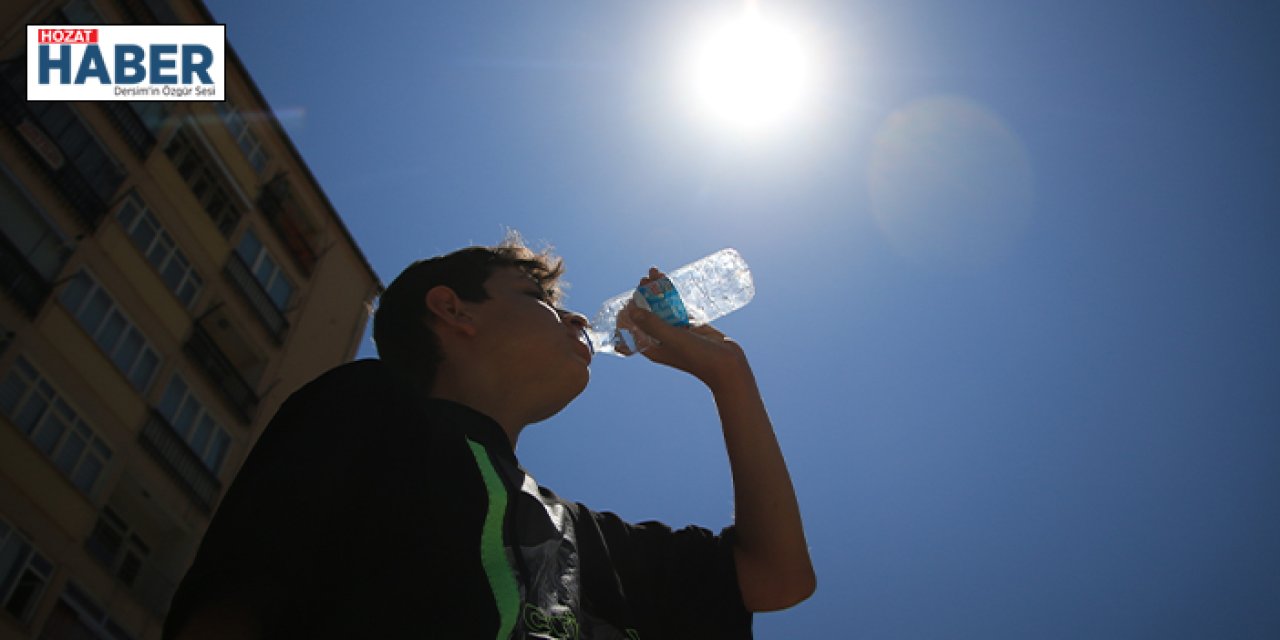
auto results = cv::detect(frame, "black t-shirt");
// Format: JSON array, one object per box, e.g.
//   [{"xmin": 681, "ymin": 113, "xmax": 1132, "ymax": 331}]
[{"xmin": 164, "ymin": 359, "xmax": 752, "ymax": 639}]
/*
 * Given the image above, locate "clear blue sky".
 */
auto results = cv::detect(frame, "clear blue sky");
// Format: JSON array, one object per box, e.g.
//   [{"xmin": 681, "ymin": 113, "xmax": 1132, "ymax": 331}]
[{"xmin": 206, "ymin": 1, "xmax": 1279, "ymax": 637}]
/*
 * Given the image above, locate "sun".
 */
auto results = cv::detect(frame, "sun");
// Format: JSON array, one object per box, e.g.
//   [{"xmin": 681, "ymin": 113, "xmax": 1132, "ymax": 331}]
[{"xmin": 688, "ymin": 6, "xmax": 815, "ymax": 134}]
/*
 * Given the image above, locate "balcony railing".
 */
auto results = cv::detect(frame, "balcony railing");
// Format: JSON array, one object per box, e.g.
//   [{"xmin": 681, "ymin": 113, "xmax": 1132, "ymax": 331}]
[
  {"xmin": 183, "ymin": 324, "xmax": 258, "ymax": 424},
  {"xmin": 138, "ymin": 409, "xmax": 222, "ymax": 513},
  {"xmin": 164, "ymin": 127, "xmax": 243, "ymax": 237},
  {"xmin": 0, "ymin": 62, "xmax": 122, "ymax": 231},
  {"xmin": 259, "ymin": 176, "xmax": 318, "ymax": 277},
  {"xmin": 223, "ymin": 252, "xmax": 288, "ymax": 343},
  {"xmin": 0, "ymin": 232, "xmax": 52, "ymax": 317},
  {"xmin": 99, "ymin": 102, "xmax": 156, "ymax": 159}
]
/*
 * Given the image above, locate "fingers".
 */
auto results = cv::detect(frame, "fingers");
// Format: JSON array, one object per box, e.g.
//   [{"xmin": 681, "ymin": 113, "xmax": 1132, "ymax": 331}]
[
  {"xmin": 638, "ymin": 267, "xmax": 664, "ymax": 286},
  {"xmin": 688, "ymin": 324, "xmax": 726, "ymax": 339},
  {"xmin": 626, "ymin": 308, "xmax": 734, "ymax": 374},
  {"xmin": 626, "ymin": 306, "xmax": 679, "ymax": 341},
  {"xmin": 615, "ymin": 338, "xmax": 634, "ymax": 357},
  {"xmin": 629, "ymin": 306, "xmax": 732, "ymax": 342},
  {"xmin": 628, "ymin": 308, "xmax": 726, "ymax": 360}
]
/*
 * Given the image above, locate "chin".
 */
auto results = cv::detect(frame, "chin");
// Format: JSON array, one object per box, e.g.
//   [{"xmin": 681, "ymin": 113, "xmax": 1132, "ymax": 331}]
[
  {"xmin": 562, "ymin": 373, "xmax": 590, "ymax": 409},
  {"xmin": 548, "ymin": 375, "xmax": 590, "ymax": 421}
]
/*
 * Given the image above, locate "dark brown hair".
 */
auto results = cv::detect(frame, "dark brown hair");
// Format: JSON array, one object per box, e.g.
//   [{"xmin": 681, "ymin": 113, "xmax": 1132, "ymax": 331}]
[{"xmin": 372, "ymin": 232, "xmax": 565, "ymax": 392}]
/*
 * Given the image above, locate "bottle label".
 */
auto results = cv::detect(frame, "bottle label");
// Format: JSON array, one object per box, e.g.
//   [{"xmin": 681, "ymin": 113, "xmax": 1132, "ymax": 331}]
[{"xmin": 634, "ymin": 276, "xmax": 690, "ymax": 327}]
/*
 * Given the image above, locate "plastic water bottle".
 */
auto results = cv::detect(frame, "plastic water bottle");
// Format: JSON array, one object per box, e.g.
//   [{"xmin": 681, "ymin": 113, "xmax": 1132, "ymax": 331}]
[{"xmin": 586, "ymin": 248, "xmax": 755, "ymax": 357}]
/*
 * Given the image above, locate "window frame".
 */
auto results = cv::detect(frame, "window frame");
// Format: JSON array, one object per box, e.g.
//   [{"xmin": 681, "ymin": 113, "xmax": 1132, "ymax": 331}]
[
  {"xmin": 235, "ymin": 228, "xmax": 295, "ymax": 312},
  {"xmin": 85, "ymin": 507, "xmax": 150, "ymax": 588},
  {"xmin": 0, "ymin": 163, "xmax": 73, "ymax": 283},
  {"xmin": 23, "ymin": 100, "xmax": 125, "ymax": 208},
  {"xmin": 157, "ymin": 373, "xmax": 232, "ymax": 474},
  {"xmin": 58, "ymin": 269, "xmax": 161, "ymax": 392},
  {"xmin": 0, "ymin": 356, "xmax": 114, "ymax": 497},
  {"xmin": 51, "ymin": 581, "xmax": 138, "ymax": 640},
  {"xmin": 0, "ymin": 517, "xmax": 55, "ymax": 624},
  {"xmin": 126, "ymin": 101, "xmax": 171, "ymax": 136},
  {"xmin": 215, "ymin": 101, "xmax": 269, "ymax": 174},
  {"xmin": 115, "ymin": 192, "xmax": 204, "ymax": 310}
]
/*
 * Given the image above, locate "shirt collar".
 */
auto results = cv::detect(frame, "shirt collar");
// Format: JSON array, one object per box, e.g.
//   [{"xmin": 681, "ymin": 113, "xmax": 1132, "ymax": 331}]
[{"xmin": 420, "ymin": 397, "xmax": 516, "ymax": 461}]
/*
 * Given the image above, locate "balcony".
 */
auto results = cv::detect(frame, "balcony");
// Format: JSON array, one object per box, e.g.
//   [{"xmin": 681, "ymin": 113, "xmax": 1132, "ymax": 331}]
[
  {"xmin": 138, "ymin": 408, "xmax": 222, "ymax": 513},
  {"xmin": 99, "ymin": 102, "xmax": 156, "ymax": 159},
  {"xmin": 223, "ymin": 252, "xmax": 289, "ymax": 343},
  {"xmin": 259, "ymin": 175, "xmax": 319, "ymax": 277},
  {"xmin": 0, "ymin": 231, "xmax": 52, "ymax": 317},
  {"xmin": 165, "ymin": 127, "xmax": 242, "ymax": 237},
  {"xmin": 0, "ymin": 61, "xmax": 123, "ymax": 231},
  {"xmin": 183, "ymin": 324, "xmax": 258, "ymax": 424}
]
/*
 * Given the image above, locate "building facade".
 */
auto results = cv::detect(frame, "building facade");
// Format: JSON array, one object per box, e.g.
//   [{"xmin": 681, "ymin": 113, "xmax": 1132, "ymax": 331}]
[{"xmin": 0, "ymin": 1, "xmax": 382, "ymax": 637}]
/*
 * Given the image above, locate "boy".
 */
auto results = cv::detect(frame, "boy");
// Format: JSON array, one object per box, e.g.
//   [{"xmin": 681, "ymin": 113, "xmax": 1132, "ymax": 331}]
[{"xmin": 164, "ymin": 236, "xmax": 814, "ymax": 638}]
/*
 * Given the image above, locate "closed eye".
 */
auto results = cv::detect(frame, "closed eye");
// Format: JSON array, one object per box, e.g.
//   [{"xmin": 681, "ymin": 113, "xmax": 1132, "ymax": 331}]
[{"xmin": 526, "ymin": 291, "xmax": 560, "ymax": 311}]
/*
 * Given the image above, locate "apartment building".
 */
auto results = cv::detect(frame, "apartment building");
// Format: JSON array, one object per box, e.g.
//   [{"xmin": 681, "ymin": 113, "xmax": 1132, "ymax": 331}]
[{"xmin": 0, "ymin": 1, "xmax": 382, "ymax": 637}]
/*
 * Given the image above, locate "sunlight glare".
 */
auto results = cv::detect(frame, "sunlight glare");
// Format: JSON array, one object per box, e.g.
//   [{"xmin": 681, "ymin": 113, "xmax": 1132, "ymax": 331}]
[{"xmin": 689, "ymin": 7, "xmax": 814, "ymax": 134}]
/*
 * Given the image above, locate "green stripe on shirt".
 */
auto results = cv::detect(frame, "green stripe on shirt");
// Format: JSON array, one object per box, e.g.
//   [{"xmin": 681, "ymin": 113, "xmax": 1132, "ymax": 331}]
[{"xmin": 467, "ymin": 439, "xmax": 520, "ymax": 640}]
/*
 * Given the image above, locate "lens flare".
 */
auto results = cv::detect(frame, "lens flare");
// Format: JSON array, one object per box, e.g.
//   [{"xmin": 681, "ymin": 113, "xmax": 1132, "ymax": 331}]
[{"xmin": 869, "ymin": 96, "xmax": 1035, "ymax": 269}]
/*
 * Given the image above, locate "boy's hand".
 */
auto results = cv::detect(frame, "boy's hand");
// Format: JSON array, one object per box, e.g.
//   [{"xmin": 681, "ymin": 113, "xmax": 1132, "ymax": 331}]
[{"xmin": 621, "ymin": 268, "xmax": 751, "ymax": 391}]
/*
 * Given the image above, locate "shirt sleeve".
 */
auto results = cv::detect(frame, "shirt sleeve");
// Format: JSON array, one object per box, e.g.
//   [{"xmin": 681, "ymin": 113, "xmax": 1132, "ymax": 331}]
[{"xmin": 580, "ymin": 507, "xmax": 753, "ymax": 639}]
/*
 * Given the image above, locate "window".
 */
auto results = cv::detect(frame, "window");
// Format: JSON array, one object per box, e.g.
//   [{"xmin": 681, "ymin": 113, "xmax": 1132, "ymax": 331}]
[
  {"xmin": 59, "ymin": 0, "xmax": 104, "ymax": 24},
  {"xmin": 1, "ymin": 357, "xmax": 113, "ymax": 496},
  {"xmin": 0, "ymin": 59, "xmax": 124, "ymax": 230},
  {"xmin": 164, "ymin": 129, "xmax": 241, "ymax": 236},
  {"xmin": 0, "ymin": 167, "xmax": 71, "ymax": 283},
  {"xmin": 158, "ymin": 374, "xmax": 231, "ymax": 473},
  {"xmin": 258, "ymin": 175, "xmax": 319, "ymax": 276},
  {"xmin": 59, "ymin": 270, "xmax": 160, "ymax": 391},
  {"xmin": 0, "ymin": 518, "xmax": 55, "ymax": 624},
  {"xmin": 115, "ymin": 194, "xmax": 203, "ymax": 309},
  {"xmin": 236, "ymin": 229, "xmax": 294, "ymax": 311},
  {"xmin": 23, "ymin": 101, "xmax": 124, "ymax": 211},
  {"xmin": 126, "ymin": 102, "xmax": 170, "ymax": 136},
  {"xmin": 38, "ymin": 582, "xmax": 136, "ymax": 640},
  {"xmin": 85, "ymin": 508, "xmax": 149, "ymax": 588},
  {"xmin": 215, "ymin": 102, "xmax": 269, "ymax": 173}
]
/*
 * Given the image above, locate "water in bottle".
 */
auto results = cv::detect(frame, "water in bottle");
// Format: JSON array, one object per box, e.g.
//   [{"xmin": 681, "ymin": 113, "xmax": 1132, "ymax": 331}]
[{"xmin": 586, "ymin": 248, "xmax": 755, "ymax": 357}]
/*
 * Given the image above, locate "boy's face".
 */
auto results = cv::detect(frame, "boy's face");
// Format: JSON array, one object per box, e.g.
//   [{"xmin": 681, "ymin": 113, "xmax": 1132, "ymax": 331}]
[{"xmin": 469, "ymin": 267, "xmax": 592, "ymax": 421}]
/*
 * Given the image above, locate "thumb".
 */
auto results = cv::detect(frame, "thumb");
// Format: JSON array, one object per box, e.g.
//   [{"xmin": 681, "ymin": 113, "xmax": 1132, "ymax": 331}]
[{"xmin": 625, "ymin": 307, "xmax": 687, "ymax": 367}]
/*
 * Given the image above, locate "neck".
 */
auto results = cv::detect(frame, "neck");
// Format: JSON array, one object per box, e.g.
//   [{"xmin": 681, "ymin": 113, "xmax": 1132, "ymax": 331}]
[{"xmin": 427, "ymin": 364, "xmax": 527, "ymax": 448}]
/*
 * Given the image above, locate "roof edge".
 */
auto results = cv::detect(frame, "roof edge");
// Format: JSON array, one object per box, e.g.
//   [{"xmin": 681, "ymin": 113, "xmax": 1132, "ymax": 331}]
[{"xmin": 194, "ymin": 0, "xmax": 384, "ymax": 296}]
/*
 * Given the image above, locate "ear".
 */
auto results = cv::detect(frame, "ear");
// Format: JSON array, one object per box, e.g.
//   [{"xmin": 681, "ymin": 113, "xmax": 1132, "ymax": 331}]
[{"xmin": 424, "ymin": 285, "xmax": 479, "ymax": 338}]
